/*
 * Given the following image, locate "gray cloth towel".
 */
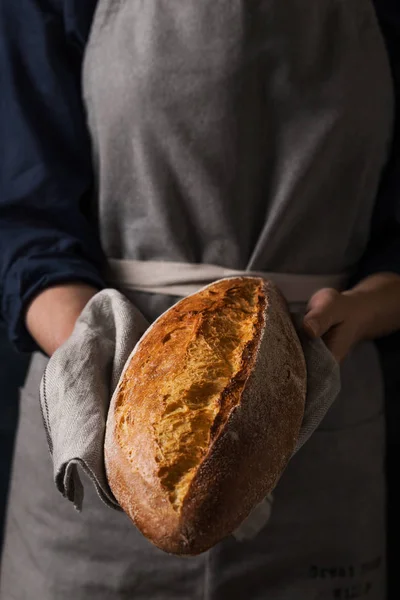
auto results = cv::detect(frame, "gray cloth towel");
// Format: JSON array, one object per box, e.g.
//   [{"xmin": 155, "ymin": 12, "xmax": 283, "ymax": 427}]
[
  {"xmin": 39, "ymin": 288, "xmax": 340, "ymax": 538},
  {"xmin": 233, "ymin": 314, "xmax": 341, "ymax": 540}
]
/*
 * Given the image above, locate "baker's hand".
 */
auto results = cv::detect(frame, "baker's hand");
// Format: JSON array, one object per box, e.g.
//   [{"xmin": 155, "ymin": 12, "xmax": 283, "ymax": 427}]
[
  {"xmin": 26, "ymin": 283, "xmax": 100, "ymax": 356},
  {"xmin": 303, "ymin": 288, "xmax": 363, "ymax": 363},
  {"xmin": 303, "ymin": 273, "xmax": 400, "ymax": 363}
]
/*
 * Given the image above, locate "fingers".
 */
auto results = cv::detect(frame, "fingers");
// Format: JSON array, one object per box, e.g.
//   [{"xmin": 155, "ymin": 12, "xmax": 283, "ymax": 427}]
[
  {"xmin": 303, "ymin": 288, "xmax": 344, "ymax": 338},
  {"xmin": 321, "ymin": 324, "xmax": 350, "ymax": 363},
  {"xmin": 302, "ymin": 288, "xmax": 364, "ymax": 363}
]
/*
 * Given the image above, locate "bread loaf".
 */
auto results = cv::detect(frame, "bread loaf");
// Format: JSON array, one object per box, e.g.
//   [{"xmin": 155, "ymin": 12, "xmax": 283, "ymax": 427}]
[{"xmin": 105, "ymin": 277, "xmax": 306, "ymax": 555}]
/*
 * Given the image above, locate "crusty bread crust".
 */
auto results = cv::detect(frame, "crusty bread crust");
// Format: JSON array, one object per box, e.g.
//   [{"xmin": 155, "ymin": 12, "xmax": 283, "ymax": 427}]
[{"xmin": 105, "ymin": 277, "xmax": 306, "ymax": 555}]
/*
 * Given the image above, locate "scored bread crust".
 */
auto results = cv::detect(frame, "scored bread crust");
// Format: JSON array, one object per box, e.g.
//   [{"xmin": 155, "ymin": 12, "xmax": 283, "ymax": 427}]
[{"xmin": 105, "ymin": 277, "xmax": 306, "ymax": 556}]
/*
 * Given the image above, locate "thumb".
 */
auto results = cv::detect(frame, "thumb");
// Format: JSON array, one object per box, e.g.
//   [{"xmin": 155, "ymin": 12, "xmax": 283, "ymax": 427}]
[{"xmin": 303, "ymin": 288, "xmax": 343, "ymax": 338}]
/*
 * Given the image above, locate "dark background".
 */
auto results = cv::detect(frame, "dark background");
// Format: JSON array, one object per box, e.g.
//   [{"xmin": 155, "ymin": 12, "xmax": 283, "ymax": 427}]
[{"xmin": 0, "ymin": 326, "xmax": 30, "ymax": 549}]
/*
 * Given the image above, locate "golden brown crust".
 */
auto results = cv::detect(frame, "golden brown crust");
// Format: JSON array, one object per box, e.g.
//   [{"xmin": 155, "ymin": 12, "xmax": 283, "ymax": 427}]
[{"xmin": 105, "ymin": 277, "xmax": 306, "ymax": 555}]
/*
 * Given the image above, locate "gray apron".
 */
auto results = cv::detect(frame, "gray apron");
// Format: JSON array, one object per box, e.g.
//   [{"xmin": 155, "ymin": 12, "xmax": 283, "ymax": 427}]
[{"xmin": 0, "ymin": 0, "xmax": 393, "ymax": 598}]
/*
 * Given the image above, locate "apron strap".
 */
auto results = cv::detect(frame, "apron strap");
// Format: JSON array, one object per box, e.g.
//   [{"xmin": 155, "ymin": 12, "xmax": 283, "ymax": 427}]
[{"xmin": 105, "ymin": 259, "xmax": 348, "ymax": 305}]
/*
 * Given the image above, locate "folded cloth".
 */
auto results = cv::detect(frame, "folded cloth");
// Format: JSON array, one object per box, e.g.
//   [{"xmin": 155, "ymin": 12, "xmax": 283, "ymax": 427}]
[
  {"xmin": 40, "ymin": 289, "xmax": 149, "ymax": 511},
  {"xmin": 233, "ymin": 314, "xmax": 341, "ymax": 540},
  {"xmin": 40, "ymin": 289, "xmax": 340, "ymax": 538}
]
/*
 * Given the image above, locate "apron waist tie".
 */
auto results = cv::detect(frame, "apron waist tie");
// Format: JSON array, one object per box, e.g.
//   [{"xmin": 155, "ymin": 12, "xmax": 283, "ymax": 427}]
[{"xmin": 105, "ymin": 259, "xmax": 348, "ymax": 306}]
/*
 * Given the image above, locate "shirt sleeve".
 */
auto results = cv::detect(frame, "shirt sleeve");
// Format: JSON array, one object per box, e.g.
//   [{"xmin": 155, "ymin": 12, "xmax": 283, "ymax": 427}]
[
  {"xmin": 355, "ymin": 0, "xmax": 400, "ymax": 281},
  {"xmin": 0, "ymin": 0, "xmax": 104, "ymax": 352}
]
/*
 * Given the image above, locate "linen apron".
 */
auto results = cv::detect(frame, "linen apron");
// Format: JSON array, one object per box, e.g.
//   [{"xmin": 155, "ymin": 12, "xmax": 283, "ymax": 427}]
[{"xmin": 0, "ymin": 0, "xmax": 394, "ymax": 598}]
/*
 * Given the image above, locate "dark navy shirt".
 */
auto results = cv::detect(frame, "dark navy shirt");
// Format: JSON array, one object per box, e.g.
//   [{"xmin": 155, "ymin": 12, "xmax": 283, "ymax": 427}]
[{"xmin": 0, "ymin": 0, "xmax": 399, "ymax": 351}]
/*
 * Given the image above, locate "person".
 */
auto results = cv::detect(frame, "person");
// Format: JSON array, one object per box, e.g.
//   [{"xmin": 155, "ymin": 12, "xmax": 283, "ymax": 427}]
[{"xmin": 0, "ymin": 0, "xmax": 400, "ymax": 598}]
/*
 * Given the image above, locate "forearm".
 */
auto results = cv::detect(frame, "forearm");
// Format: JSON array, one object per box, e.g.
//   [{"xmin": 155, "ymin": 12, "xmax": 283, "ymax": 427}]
[
  {"xmin": 25, "ymin": 273, "xmax": 400, "ymax": 358},
  {"xmin": 26, "ymin": 283, "xmax": 99, "ymax": 356},
  {"xmin": 345, "ymin": 272, "xmax": 400, "ymax": 341}
]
